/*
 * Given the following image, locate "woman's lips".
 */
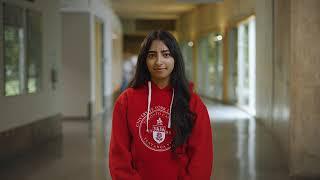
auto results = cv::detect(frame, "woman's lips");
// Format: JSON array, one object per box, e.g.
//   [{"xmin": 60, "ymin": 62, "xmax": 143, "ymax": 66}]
[{"xmin": 154, "ymin": 68, "xmax": 166, "ymax": 71}]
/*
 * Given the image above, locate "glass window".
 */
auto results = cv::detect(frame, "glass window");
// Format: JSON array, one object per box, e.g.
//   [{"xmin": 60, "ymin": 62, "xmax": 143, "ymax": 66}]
[
  {"xmin": 197, "ymin": 33, "xmax": 223, "ymax": 100},
  {"xmin": 237, "ymin": 17, "xmax": 256, "ymax": 115},
  {"xmin": 2, "ymin": 4, "xmax": 43, "ymax": 96},
  {"xmin": 3, "ymin": 4, "xmax": 25, "ymax": 96},
  {"xmin": 227, "ymin": 27, "xmax": 238, "ymax": 103},
  {"xmin": 180, "ymin": 41, "xmax": 193, "ymax": 81},
  {"xmin": 197, "ymin": 36, "xmax": 208, "ymax": 95},
  {"xmin": 26, "ymin": 10, "xmax": 42, "ymax": 93}
]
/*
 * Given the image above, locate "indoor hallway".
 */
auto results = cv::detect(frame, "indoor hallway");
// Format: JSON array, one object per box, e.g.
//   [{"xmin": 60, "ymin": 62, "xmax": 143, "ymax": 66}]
[{"xmin": 0, "ymin": 102, "xmax": 290, "ymax": 180}]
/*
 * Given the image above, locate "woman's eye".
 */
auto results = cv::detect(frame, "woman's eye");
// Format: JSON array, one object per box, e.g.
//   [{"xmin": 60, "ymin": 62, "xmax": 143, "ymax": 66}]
[
  {"xmin": 163, "ymin": 53, "xmax": 171, "ymax": 58},
  {"xmin": 147, "ymin": 53, "xmax": 156, "ymax": 59}
]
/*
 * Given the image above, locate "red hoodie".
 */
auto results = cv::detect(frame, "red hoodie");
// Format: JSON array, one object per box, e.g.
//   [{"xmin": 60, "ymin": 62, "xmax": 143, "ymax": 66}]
[{"xmin": 109, "ymin": 81, "xmax": 213, "ymax": 180}]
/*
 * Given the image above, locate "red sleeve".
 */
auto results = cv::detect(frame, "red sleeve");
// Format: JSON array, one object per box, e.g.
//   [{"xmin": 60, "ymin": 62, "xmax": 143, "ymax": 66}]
[
  {"xmin": 109, "ymin": 93, "xmax": 141, "ymax": 180},
  {"xmin": 184, "ymin": 95, "xmax": 214, "ymax": 179}
]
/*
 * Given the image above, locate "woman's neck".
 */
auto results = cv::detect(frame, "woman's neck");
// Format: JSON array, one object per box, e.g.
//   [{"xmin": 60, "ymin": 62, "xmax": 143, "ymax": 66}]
[{"xmin": 151, "ymin": 78, "xmax": 170, "ymax": 89}]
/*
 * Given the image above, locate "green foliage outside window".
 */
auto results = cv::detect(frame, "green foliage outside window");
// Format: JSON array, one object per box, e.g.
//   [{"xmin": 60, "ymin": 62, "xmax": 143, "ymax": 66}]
[
  {"xmin": 4, "ymin": 26, "xmax": 23, "ymax": 96},
  {"xmin": 2, "ymin": 4, "xmax": 42, "ymax": 96}
]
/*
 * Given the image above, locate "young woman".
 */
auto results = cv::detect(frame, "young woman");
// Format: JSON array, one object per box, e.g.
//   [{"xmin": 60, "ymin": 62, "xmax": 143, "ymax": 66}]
[{"xmin": 109, "ymin": 30, "xmax": 213, "ymax": 180}]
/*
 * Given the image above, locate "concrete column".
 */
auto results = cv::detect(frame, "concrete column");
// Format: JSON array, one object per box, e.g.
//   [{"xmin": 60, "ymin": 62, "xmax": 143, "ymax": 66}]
[
  {"xmin": 257, "ymin": 0, "xmax": 320, "ymax": 177},
  {"xmin": 289, "ymin": 0, "xmax": 320, "ymax": 177}
]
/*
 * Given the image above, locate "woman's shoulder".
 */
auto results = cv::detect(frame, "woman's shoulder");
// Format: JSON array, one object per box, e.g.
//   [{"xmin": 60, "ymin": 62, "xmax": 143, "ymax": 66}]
[
  {"xmin": 122, "ymin": 85, "xmax": 145, "ymax": 95},
  {"xmin": 190, "ymin": 91, "xmax": 202, "ymax": 104},
  {"xmin": 116, "ymin": 86, "xmax": 145, "ymax": 103},
  {"xmin": 189, "ymin": 90, "xmax": 207, "ymax": 111}
]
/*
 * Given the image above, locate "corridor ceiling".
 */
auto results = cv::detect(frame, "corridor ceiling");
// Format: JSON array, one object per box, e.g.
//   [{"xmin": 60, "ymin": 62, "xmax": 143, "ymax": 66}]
[{"xmin": 111, "ymin": 0, "xmax": 197, "ymax": 20}]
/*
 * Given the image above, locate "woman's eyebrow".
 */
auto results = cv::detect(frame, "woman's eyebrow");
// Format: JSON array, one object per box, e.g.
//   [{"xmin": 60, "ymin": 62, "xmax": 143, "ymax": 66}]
[
  {"xmin": 161, "ymin": 50, "xmax": 170, "ymax": 53},
  {"xmin": 147, "ymin": 49, "xmax": 170, "ymax": 53}
]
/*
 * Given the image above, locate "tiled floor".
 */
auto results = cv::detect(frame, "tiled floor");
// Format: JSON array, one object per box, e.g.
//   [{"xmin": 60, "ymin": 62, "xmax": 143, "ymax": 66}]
[{"xmin": 0, "ymin": 102, "xmax": 290, "ymax": 180}]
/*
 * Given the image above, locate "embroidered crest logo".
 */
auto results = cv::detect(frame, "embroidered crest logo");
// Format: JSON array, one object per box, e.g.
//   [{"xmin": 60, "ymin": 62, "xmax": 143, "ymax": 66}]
[
  {"xmin": 152, "ymin": 118, "xmax": 165, "ymax": 144},
  {"xmin": 136, "ymin": 106, "xmax": 173, "ymax": 152}
]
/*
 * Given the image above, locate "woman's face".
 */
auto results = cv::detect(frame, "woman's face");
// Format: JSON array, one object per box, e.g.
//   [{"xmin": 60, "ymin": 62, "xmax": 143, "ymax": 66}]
[{"xmin": 146, "ymin": 40, "xmax": 174, "ymax": 85}]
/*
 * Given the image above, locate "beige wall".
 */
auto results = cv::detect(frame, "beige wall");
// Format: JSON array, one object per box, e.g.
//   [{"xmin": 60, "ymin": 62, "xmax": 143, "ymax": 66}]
[
  {"xmin": 273, "ymin": 0, "xmax": 291, "ymax": 160},
  {"xmin": 62, "ymin": 12, "xmax": 91, "ymax": 117},
  {"xmin": 62, "ymin": 0, "xmax": 123, "ymax": 114},
  {"xmin": 255, "ymin": 0, "xmax": 274, "ymax": 131},
  {"xmin": 0, "ymin": 0, "xmax": 62, "ymax": 132},
  {"xmin": 256, "ymin": 0, "xmax": 291, "ymax": 163},
  {"xmin": 289, "ymin": 0, "xmax": 320, "ymax": 176},
  {"xmin": 257, "ymin": 0, "xmax": 320, "ymax": 177}
]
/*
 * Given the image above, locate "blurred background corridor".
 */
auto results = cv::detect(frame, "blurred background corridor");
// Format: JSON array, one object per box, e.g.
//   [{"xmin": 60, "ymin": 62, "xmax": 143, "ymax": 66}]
[{"xmin": 0, "ymin": 0, "xmax": 319, "ymax": 179}]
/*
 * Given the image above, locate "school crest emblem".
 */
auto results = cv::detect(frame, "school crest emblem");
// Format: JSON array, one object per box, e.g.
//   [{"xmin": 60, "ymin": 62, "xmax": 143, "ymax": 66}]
[
  {"xmin": 152, "ymin": 118, "xmax": 165, "ymax": 144},
  {"xmin": 136, "ymin": 106, "xmax": 173, "ymax": 152}
]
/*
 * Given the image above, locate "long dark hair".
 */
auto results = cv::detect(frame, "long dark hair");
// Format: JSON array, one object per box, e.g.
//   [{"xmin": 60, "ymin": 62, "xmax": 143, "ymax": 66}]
[{"xmin": 129, "ymin": 30, "xmax": 195, "ymax": 151}]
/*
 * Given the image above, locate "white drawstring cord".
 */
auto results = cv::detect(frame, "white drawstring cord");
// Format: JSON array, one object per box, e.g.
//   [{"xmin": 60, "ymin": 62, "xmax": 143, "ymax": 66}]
[
  {"xmin": 146, "ymin": 81, "xmax": 174, "ymax": 131},
  {"xmin": 146, "ymin": 81, "xmax": 152, "ymax": 132},
  {"xmin": 168, "ymin": 89, "xmax": 174, "ymax": 128}
]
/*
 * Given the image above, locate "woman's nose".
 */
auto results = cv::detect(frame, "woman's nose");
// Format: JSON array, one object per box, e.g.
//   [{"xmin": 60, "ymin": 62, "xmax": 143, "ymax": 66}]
[{"xmin": 155, "ymin": 54, "xmax": 163, "ymax": 64}]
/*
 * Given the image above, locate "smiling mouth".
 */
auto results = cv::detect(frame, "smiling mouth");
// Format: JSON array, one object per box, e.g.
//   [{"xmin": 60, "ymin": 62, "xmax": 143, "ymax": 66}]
[{"xmin": 154, "ymin": 68, "xmax": 166, "ymax": 71}]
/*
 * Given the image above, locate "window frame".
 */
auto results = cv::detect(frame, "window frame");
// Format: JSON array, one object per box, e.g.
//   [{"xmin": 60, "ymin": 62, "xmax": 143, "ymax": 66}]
[
  {"xmin": 26, "ymin": 8, "xmax": 43, "ymax": 94},
  {"xmin": 1, "ymin": 2, "xmax": 43, "ymax": 97}
]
